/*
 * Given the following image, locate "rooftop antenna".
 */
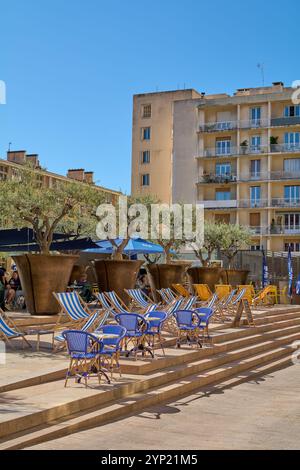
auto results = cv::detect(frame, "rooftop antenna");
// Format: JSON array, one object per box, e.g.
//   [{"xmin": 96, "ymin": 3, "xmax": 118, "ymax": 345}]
[
  {"xmin": 8, "ymin": 142, "xmax": 12, "ymax": 151},
  {"xmin": 257, "ymin": 63, "xmax": 265, "ymax": 86}
]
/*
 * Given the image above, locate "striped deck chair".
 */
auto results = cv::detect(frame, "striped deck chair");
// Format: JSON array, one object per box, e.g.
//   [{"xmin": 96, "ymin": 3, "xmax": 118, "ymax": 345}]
[
  {"xmin": 105, "ymin": 291, "xmax": 130, "ymax": 314},
  {"xmin": 97, "ymin": 292, "xmax": 117, "ymax": 314},
  {"xmin": 54, "ymin": 310, "xmax": 108, "ymax": 350},
  {"xmin": 157, "ymin": 288, "xmax": 177, "ymax": 304},
  {"xmin": 54, "ymin": 291, "xmax": 91, "ymax": 331},
  {"xmin": 161, "ymin": 297, "xmax": 186, "ymax": 334},
  {"xmin": 193, "ymin": 284, "xmax": 213, "ymax": 302},
  {"xmin": 207, "ymin": 292, "xmax": 219, "ymax": 309},
  {"xmin": 182, "ymin": 295, "xmax": 198, "ymax": 310},
  {"xmin": 0, "ymin": 311, "xmax": 31, "ymax": 349},
  {"xmin": 226, "ymin": 288, "xmax": 246, "ymax": 317},
  {"xmin": 213, "ymin": 289, "xmax": 237, "ymax": 322},
  {"xmin": 126, "ymin": 289, "xmax": 155, "ymax": 310}
]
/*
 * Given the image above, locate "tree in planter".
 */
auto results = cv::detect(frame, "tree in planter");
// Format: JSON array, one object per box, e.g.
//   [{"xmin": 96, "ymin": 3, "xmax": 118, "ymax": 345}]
[
  {"xmin": 192, "ymin": 221, "xmax": 224, "ymax": 266},
  {"xmin": 0, "ymin": 164, "xmax": 107, "ymax": 252},
  {"xmin": 220, "ymin": 224, "xmax": 252, "ymax": 268}
]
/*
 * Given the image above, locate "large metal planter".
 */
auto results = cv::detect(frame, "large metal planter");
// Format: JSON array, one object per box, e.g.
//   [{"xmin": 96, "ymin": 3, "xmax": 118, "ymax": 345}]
[
  {"xmin": 147, "ymin": 263, "xmax": 189, "ymax": 303},
  {"xmin": 14, "ymin": 254, "xmax": 78, "ymax": 315},
  {"xmin": 221, "ymin": 269, "xmax": 250, "ymax": 287},
  {"xmin": 187, "ymin": 267, "xmax": 223, "ymax": 293},
  {"xmin": 93, "ymin": 259, "xmax": 143, "ymax": 306}
]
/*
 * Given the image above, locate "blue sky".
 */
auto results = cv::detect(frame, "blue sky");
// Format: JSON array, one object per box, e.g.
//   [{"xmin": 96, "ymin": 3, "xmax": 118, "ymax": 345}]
[{"xmin": 0, "ymin": 0, "xmax": 299, "ymax": 193}]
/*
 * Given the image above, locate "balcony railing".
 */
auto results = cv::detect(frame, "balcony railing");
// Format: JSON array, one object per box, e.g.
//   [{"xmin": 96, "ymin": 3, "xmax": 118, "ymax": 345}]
[
  {"xmin": 239, "ymin": 170, "xmax": 300, "ymax": 182},
  {"xmin": 270, "ymin": 144, "xmax": 300, "ymax": 154},
  {"xmin": 202, "ymin": 199, "xmax": 237, "ymax": 209},
  {"xmin": 271, "ymin": 198, "xmax": 300, "ymax": 208},
  {"xmin": 238, "ymin": 199, "xmax": 269, "ymax": 208},
  {"xmin": 199, "ymin": 118, "xmax": 270, "ymax": 133},
  {"xmin": 199, "ymin": 173, "xmax": 237, "ymax": 184},
  {"xmin": 202, "ymin": 145, "xmax": 268, "ymax": 158},
  {"xmin": 271, "ymin": 116, "xmax": 300, "ymax": 127}
]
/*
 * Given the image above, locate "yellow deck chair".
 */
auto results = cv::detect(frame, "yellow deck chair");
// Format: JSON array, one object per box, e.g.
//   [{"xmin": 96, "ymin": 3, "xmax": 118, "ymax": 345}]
[
  {"xmin": 215, "ymin": 284, "xmax": 232, "ymax": 299},
  {"xmin": 193, "ymin": 284, "xmax": 213, "ymax": 301},
  {"xmin": 254, "ymin": 285, "xmax": 278, "ymax": 306},
  {"xmin": 237, "ymin": 285, "xmax": 256, "ymax": 303},
  {"xmin": 172, "ymin": 284, "xmax": 190, "ymax": 298}
]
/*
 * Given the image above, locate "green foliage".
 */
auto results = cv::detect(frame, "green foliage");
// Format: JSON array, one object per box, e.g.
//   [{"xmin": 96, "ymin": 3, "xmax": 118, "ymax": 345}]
[
  {"xmin": 193, "ymin": 222, "xmax": 251, "ymax": 267},
  {"xmin": 220, "ymin": 224, "xmax": 252, "ymax": 267},
  {"xmin": 0, "ymin": 164, "xmax": 107, "ymax": 253}
]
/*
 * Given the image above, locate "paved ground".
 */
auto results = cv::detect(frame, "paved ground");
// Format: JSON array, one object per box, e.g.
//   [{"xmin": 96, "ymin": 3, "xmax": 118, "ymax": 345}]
[{"xmin": 30, "ymin": 364, "xmax": 300, "ymax": 450}]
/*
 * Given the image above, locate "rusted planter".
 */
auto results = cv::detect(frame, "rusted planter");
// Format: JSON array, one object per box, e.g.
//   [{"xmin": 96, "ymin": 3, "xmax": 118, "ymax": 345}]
[
  {"xmin": 14, "ymin": 254, "xmax": 78, "ymax": 315},
  {"xmin": 221, "ymin": 269, "xmax": 249, "ymax": 287},
  {"xmin": 93, "ymin": 259, "xmax": 143, "ymax": 305},
  {"xmin": 147, "ymin": 263, "xmax": 189, "ymax": 303},
  {"xmin": 187, "ymin": 267, "xmax": 223, "ymax": 293}
]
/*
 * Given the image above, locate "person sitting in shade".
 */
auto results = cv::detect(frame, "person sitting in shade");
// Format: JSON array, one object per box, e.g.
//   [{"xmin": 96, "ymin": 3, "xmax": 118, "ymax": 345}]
[
  {"xmin": 77, "ymin": 273, "xmax": 93, "ymax": 303},
  {"xmin": 5, "ymin": 270, "xmax": 24, "ymax": 308}
]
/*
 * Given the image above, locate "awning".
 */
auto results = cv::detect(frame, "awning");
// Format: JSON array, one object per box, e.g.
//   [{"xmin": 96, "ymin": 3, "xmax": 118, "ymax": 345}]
[{"xmin": 84, "ymin": 237, "xmax": 167, "ymax": 255}]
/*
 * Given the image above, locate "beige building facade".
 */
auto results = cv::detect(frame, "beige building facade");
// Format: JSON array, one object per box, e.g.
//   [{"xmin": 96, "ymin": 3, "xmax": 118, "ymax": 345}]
[{"xmin": 132, "ymin": 82, "xmax": 300, "ymax": 252}]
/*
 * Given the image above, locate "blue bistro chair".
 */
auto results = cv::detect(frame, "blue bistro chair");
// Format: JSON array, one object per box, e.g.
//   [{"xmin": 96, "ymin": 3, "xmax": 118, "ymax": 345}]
[
  {"xmin": 115, "ymin": 313, "xmax": 153, "ymax": 359},
  {"xmin": 144, "ymin": 311, "xmax": 167, "ymax": 356},
  {"xmin": 195, "ymin": 307, "xmax": 214, "ymax": 343},
  {"xmin": 62, "ymin": 330, "xmax": 110, "ymax": 387},
  {"xmin": 173, "ymin": 310, "xmax": 202, "ymax": 348},
  {"xmin": 94, "ymin": 324, "xmax": 127, "ymax": 378}
]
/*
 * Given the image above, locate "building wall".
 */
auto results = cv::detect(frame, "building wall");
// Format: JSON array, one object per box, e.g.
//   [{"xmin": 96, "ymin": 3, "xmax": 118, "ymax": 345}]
[{"xmin": 131, "ymin": 89, "xmax": 201, "ymax": 203}]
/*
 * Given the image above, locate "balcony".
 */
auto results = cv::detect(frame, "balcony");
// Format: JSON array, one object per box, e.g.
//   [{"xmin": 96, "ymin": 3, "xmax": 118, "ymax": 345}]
[
  {"xmin": 203, "ymin": 147, "xmax": 238, "ymax": 158},
  {"xmin": 202, "ymin": 145, "xmax": 269, "ymax": 158},
  {"xmin": 270, "ymin": 170, "xmax": 300, "ymax": 180},
  {"xmin": 271, "ymin": 116, "xmax": 300, "ymax": 127},
  {"xmin": 238, "ymin": 199, "xmax": 269, "ymax": 208},
  {"xmin": 199, "ymin": 118, "xmax": 269, "ymax": 133},
  {"xmin": 270, "ymin": 144, "xmax": 300, "ymax": 154},
  {"xmin": 239, "ymin": 172, "xmax": 269, "ymax": 182},
  {"xmin": 199, "ymin": 173, "xmax": 237, "ymax": 184},
  {"xmin": 202, "ymin": 199, "xmax": 237, "ymax": 209},
  {"xmin": 271, "ymin": 198, "xmax": 300, "ymax": 208}
]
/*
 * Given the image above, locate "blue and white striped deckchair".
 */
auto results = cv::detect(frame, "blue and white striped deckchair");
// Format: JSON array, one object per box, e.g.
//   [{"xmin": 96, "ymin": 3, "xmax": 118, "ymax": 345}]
[
  {"xmin": 55, "ymin": 292, "xmax": 90, "ymax": 320},
  {"xmin": 207, "ymin": 293, "xmax": 219, "ymax": 309},
  {"xmin": 157, "ymin": 288, "xmax": 177, "ymax": 304},
  {"xmin": 54, "ymin": 311, "xmax": 105, "ymax": 348},
  {"xmin": 0, "ymin": 311, "xmax": 31, "ymax": 348},
  {"xmin": 105, "ymin": 291, "xmax": 129, "ymax": 313},
  {"xmin": 97, "ymin": 292, "xmax": 115, "ymax": 312},
  {"xmin": 182, "ymin": 296, "xmax": 198, "ymax": 310},
  {"xmin": 232, "ymin": 288, "xmax": 246, "ymax": 306},
  {"xmin": 157, "ymin": 289, "xmax": 170, "ymax": 304},
  {"xmin": 126, "ymin": 289, "xmax": 154, "ymax": 310},
  {"xmin": 165, "ymin": 297, "xmax": 185, "ymax": 317}
]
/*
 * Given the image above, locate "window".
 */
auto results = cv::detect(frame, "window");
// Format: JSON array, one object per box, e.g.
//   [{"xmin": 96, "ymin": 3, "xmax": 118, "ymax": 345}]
[
  {"xmin": 215, "ymin": 190, "xmax": 231, "ymax": 201},
  {"xmin": 250, "ymin": 136, "xmax": 261, "ymax": 153},
  {"xmin": 142, "ymin": 127, "xmax": 151, "ymax": 140},
  {"xmin": 251, "ymin": 245, "xmax": 261, "ymax": 251},
  {"xmin": 142, "ymin": 104, "xmax": 152, "ymax": 119},
  {"xmin": 284, "ymin": 158, "xmax": 300, "ymax": 173},
  {"xmin": 216, "ymin": 162, "xmax": 231, "ymax": 176},
  {"xmin": 284, "ymin": 213, "xmax": 300, "ymax": 232},
  {"xmin": 141, "ymin": 174, "xmax": 150, "ymax": 186},
  {"xmin": 250, "ymin": 186, "xmax": 261, "ymax": 207},
  {"xmin": 284, "ymin": 185, "xmax": 300, "ymax": 203},
  {"xmin": 216, "ymin": 139, "xmax": 231, "ymax": 155},
  {"xmin": 285, "ymin": 242, "xmax": 300, "ymax": 252},
  {"xmin": 284, "ymin": 105, "xmax": 300, "ymax": 117},
  {"xmin": 284, "ymin": 132, "xmax": 300, "ymax": 150},
  {"xmin": 141, "ymin": 150, "xmax": 150, "ymax": 164},
  {"xmin": 250, "ymin": 107, "xmax": 261, "ymax": 126},
  {"xmin": 250, "ymin": 160, "xmax": 261, "ymax": 178}
]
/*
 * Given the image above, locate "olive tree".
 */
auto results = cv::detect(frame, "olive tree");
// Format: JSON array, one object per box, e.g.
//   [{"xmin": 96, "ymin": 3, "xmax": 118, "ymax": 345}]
[
  {"xmin": 0, "ymin": 164, "xmax": 107, "ymax": 254},
  {"xmin": 192, "ymin": 221, "xmax": 224, "ymax": 266},
  {"xmin": 220, "ymin": 224, "xmax": 252, "ymax": 268}
]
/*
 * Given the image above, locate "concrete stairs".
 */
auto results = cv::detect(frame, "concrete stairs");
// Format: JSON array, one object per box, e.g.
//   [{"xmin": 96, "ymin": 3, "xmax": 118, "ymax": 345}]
[{"xmin": 0, "ymin": 307, "xmax": 299, "ymax": 450}]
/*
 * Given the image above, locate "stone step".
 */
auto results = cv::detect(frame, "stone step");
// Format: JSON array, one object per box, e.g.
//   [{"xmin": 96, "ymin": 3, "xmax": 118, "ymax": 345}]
[
  {"xmin": 0, "ymin": 345, "xmax": 294, "ymax": 450},
  {"xmin": 0, "ymin": 327, "xmax": 298, "ymax": 444},
  {"xmin": 2, "ymin": 314, "xmax": 300, "ymax": 394}
]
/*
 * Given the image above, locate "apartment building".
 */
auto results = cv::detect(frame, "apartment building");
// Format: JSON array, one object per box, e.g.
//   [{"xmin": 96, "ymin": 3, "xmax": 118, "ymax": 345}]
[
  {"xmin": 0, "ymin": 150, "xmax": 121, "ymax": 204},
  {"xmin": 132, "ymin": 82, "xmax": 300, "ymax": 252}
]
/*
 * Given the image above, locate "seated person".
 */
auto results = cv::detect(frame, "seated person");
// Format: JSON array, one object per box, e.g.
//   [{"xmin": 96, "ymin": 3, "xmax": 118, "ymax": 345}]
[
  {"xmin": 0, "ymin": 266, "xmax": 6, "ymax": 310},
  {"xmin": 138, "ymin": 274, "xmax": 151, "ymax": 297},
  {"xmin": 77, "ymin": 274, "xmax": 93, "ymax": 303},
  {"xmin": 5, "ymin": 271, "xmax": 23, "ymax": 308}
]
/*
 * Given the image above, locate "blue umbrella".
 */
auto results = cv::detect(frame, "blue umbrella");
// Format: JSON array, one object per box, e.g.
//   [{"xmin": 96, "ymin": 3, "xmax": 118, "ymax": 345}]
[{"xmin": 84, "ymin": 237, "xmax": 167, "ymax": 255}]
